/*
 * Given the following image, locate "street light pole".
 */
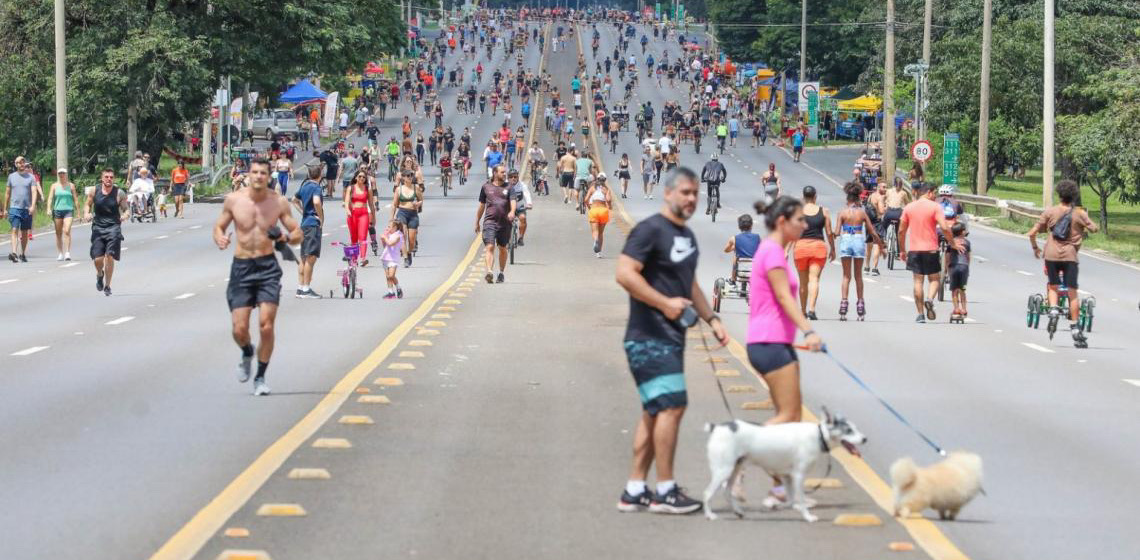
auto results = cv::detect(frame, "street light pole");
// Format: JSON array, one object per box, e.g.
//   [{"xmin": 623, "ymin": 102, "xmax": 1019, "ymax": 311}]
[
  {"xmin": 799, "ymin": 0, "xmax": 807, "ymax": 87},
  {"xmin": 920, "ymin": 0, "xmax": 932, "ymax": 141},
  {"xmin": 1043, "ymin": 0, "xmax": 1055, "ymax": 206},
  {"xmin": 976, "ymin": 0, "xmax": 992, "ymax": 195},
  {"xmin": 54, "ymin": 0, "xmax": 68, "ymax": 171},
  {"xmin": 882, "ymin": 0, "xmax": 896, "ymax": 190}
]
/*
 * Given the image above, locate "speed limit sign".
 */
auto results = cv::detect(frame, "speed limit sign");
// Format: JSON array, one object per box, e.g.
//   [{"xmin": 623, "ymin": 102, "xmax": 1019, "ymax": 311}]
[{"xmin": 911, "ymin": 140, "xmax": 933, "ymax": 163}]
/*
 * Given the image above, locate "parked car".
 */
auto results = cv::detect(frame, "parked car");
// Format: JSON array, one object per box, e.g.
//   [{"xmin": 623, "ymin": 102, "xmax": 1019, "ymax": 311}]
[{"xmin": 251, "ymin": 110, "xmax": 300, "ymax": 140}]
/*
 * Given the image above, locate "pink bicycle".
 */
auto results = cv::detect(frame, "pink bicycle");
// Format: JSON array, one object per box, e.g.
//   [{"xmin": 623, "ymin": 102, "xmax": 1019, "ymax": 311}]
[{"xmin": 330, "ymin": 242, "xmax": 365, "ymax": 299}]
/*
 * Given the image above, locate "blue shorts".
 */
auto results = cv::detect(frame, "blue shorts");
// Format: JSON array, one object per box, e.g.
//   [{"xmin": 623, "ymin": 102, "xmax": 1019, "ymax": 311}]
[
  {"xmin": 624, "ymin": 339, "xmax": 687, "ymax": 415},
  {"xmin": 838, "ymin": 231, "xmax": 866, "ymax": 259},
  {"xmin": 7, "ymin": 208, "xmax": 32, "ymax": 230}
]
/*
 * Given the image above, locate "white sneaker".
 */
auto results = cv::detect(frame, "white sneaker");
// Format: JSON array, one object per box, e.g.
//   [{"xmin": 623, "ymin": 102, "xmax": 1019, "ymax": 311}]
[
  {"xmin": 57, "ymin": 254, "xmax": 64, "ymax": 261},
  {"xmin": 64, "ymin": 252, "xmax": 71, "ymax": 261},
  {"xmin": 595, "ymin": 252, "xmax": 602, "ymax": 258},
  {"xmin": 252, "ymin": 379, "xmax": 271, "ymax": 396}
]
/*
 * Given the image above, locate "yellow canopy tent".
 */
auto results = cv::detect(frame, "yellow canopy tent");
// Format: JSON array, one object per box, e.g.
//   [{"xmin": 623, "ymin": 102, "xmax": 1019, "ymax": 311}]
[{"xmin": 838, "ymin": 95, "xmax": 882, "ymax": 112}]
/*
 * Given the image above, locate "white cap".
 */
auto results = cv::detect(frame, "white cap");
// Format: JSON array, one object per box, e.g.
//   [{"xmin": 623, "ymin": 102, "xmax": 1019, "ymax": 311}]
[{"xmin": 57, "ymin": 168, "xmax": 68, "ymax": 174}]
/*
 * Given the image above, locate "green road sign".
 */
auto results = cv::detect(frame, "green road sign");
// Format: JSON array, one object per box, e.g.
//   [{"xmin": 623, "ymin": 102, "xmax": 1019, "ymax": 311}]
[{"xmin": 943, "ymin": 133, "xmax": 960, "ymax": 187}]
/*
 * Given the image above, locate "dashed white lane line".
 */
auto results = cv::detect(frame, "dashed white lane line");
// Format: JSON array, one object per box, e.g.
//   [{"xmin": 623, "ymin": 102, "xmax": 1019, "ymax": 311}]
[
  {"xmin": 976, "ymin": 256, "xmax": 988, "ymax": 263},
  {"xmin": 899, "ymin": 295, "xmax": 914, "ymax": 302},
  {"xmin": 174, "ymin": 293, "xmax": 196, "ymax": 300},
  {"xmin": 60, "ymin": 262, "xmax": 79, "ymax": 268},
  {"xmin": 104, "ymin": 316, "xmax": 135, "ymax": 326},
  {"xmin": 156, "ymin": 235, "xmax": 169, "ymax": 240},
  {"xmin": 11, "ymin": 346, "xmax": 49, "ymax": 356},
  {"xmin": 189, "ymin": 225, "xmax": 202, "ymax": 229},
  {"xmin": 1123, "ymin": 379, "xmax": 1140, "ymax": 387},
  {"xmin": 74, "ymin": 331, "xmax": 83, "ymax": 335},
  {"xmin": 0, "ymin": 278, "xmax": 18, "ymax": 285},
  {"xmin": 1016, "ymin": 270, "xmax": 1033, "ymax": 276},
  {"xmin": 1022, "ymin": 342, "xmax": 1055, "ymax": 353},
  {"xmin": 322, "ymin": 233, "xmax": 331, "ymax": 237}
]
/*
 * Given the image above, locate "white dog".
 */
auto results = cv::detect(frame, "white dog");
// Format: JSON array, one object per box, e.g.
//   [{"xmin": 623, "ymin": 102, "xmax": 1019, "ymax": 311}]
[
  {"xmin": 890, "ymin": 451, "xmax": 983, "ymax": 520},
  {"xmin": 702, "ymin": 408, "xmax": 867, "ymax": 522}
]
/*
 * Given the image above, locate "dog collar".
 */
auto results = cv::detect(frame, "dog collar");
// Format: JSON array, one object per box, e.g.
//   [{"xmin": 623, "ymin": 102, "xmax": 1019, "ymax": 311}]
[{"xmin": 818, "ymin": 424, "xmax": 831, "ymax": 453}]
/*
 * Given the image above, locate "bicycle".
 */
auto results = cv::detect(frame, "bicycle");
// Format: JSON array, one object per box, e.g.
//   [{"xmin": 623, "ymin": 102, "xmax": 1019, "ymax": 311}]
[
  {"xmin": 458, "ymin": 157, "xmax": 470, "ymax": 185},
  {"xmin": 387, "ymin": 156, "xmax": 398, "ymax": 182},
  {"xmin": 330, "ymin": 242, "xmax": 365, "ymax": 299},
  {"xmin": 610, "ymin": 132, "xmax": 619, "ymax": 153},
  {"xmin": 509, "ymin": 218, "xmax": 520, "ymax": 264},
  {"xmin": 884, "ymin": 222, "xmax": 899, "ymax": 270},
  {"xmin": 707, "ymin": 182, "xmax": 721, "ymax": 222},
  {"xmin": 717, "ymin": 136, "xmax": 726, "ymax": 155},
  {"xmin": 441, "ymin": 167, "xmax": 452, "ymax": 196}
]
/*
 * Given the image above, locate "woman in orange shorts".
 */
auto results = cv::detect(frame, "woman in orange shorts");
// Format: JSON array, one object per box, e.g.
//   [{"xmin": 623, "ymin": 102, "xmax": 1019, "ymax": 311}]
[
  {"xmin": 792, "ymin": 186, "xmax": 834, "ymax": 319},
  {"xmin": 585, "ymin": 173, "xmax": 613, "ymax": 258}
]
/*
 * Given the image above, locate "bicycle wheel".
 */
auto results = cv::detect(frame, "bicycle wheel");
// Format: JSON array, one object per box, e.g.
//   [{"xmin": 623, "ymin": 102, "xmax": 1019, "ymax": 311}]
[
  {"xmin": 509, "ymin": 224, "xmax": 518, "ymax": 264},
  {"xmin": 1083, "ymin": 297, "xmax": 1095, "ymax": 332},
  {"xmin": 348, "ymin": 268, "xmax": 357, "ymax": 299},
  {"xmin": 710, "ymin": 192, "xmax": 718, "ymax": 222},
  {"xmin": 712, "ymin": 278, "xmax": 724, "ymax": 313},
  {"xmin": 886, "ymin": 228, "xmax": 897, "ymax": 270}
]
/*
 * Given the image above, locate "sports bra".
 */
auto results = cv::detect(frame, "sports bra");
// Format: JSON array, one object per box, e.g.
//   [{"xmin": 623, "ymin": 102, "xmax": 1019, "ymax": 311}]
[
  {"xmin": 589, "ymin": 185, "xmax": 608, "ymax": 204},
  {"xmin": 397, "ymin": 185, "xmax": 417, "ymax": 203},
  {"xmin": 350, "ymin": 186, "xmax": 369, "ymax": 205}
]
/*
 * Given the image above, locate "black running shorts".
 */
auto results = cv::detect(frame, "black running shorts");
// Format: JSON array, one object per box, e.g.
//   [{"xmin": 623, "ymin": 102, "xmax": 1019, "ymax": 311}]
[{"xmin": 226, "ymin": 255, "xmax": 283, "ymax": 311}]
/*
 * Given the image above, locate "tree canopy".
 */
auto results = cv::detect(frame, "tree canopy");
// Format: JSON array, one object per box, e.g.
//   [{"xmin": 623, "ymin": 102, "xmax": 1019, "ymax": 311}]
[{"xmin": 0, "ymin": 0, "xmax": 404, "ymax": 172}]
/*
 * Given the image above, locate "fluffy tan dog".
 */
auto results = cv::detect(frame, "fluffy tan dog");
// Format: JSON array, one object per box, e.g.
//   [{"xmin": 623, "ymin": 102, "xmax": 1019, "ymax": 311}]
[{"xmin": 890, "ymin": 451, "xmax": 983, "ymax": 520}]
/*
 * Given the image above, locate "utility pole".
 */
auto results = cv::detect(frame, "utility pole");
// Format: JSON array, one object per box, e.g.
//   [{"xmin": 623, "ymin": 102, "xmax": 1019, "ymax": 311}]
[
  {"xmin": 1042, "ymin": 0, "xmax": 1055, "ymax": 206},
  {"xmin": 799, "ymin": 0, "xmax": 807, "ymax": 87},
  {"xmin": 54, "ymin": 0, "xmax": 68, "ymax": 171},
  {"xmin": 976, "ymin": 0, "xmax": 992, "ymax": 194},
  {"xmin": 920, "ymin": 0, "xmax": 932, "ymax": 141},
  {"xmin": 882, "ymin": 0, "xmax": 896, "ymax": 189}
]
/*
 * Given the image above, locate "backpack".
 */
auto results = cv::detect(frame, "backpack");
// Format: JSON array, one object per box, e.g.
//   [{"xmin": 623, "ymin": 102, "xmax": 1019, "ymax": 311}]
[
  {"xmin": 1051, "ymin": 209, "xmax": 1073, "ymax": 241},
  {"xmin": 939, "ymin": 197, "xmax": 956, "ymax": 219}
]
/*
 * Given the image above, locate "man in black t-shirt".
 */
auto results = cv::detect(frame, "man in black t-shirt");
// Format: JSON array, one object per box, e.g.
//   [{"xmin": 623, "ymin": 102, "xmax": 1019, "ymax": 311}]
[
  {"xmin": 615, "ymin": 167, "xmax": 727, "ymax": 515},
  {"xmin": 318, "ymin": 149, "xmax": 339, "ymax": 198},
  {"xmin": 475, "ymin": 165, "xmax": 517, "ymax": 284}
]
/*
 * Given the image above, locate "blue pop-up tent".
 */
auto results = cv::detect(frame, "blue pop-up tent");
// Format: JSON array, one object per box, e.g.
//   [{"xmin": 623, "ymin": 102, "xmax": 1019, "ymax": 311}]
[{"xmin": 280, "ymin": 79, "xmax": 327, "ymax": 104}]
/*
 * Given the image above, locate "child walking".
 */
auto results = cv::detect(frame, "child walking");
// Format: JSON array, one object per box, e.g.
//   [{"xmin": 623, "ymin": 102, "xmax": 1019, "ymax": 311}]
[
  {"xmin": 380, "ymin": 219, "xmax": 405, "ymax": 299},
  {"xmin": 948, "ymin": 223, "xmax": 971, "ymax": 318}
]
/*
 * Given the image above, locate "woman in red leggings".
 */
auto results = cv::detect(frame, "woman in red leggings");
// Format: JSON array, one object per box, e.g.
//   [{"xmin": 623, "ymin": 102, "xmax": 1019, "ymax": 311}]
[{"xmin": 344, "ymin": 170, "xmax": 377, "ymax": 265}]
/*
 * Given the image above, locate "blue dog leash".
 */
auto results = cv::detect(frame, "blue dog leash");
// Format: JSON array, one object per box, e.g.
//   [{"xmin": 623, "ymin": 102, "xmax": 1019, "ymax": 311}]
[{"xmin": 819, "ymin": 345, "xmax": 948, "ymax": 457}]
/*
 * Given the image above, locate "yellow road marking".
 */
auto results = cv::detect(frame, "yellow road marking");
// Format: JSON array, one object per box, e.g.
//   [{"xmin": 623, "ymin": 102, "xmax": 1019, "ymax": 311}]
[
  {"xmin": 716, "ymin": 333, "xmax": 970, "ymax": 560},
  {"xmin": 221, "ymin": 528, "xmax": 249, "ymax": 538},
  {"xmin": 373, "ymin": 378, "xmax": 404, "ymax": 387},
  {"xmin": 805, "ymin": 478, "xmax": 844, "ymax": 489},
  {"xmin": 408, "ymin": 339, "xmax": 434, "ymax": 346},
  {"xmin": 216, "ymin": 550, "xmax": 271, "ymax": 560},
  {"xmin": 741, "ymin": 400, "xmax": 773, "ymax": 410},
  {"xmin": 287, "ymin": 468, "xmax": 330, "ymax": 480},
  {"xmin": 833, "ymin": 513, "xmax": 883, "ymax": 526},
  {"xmin": 431, "ymin": 313, "xmax": 452, "ymax": 319},
  {"xmin": 443, "ymin": 299, "xmax": 462, "ymax": 305},
  {"xmin": 725, "ymin": 385, "xmax": 756, "ymax": 393},
  {"xmin": 149, "ymin": 238, "xmax": 480, "ymax": 560},
  {"xmin": 890, "ymin": 542, "xmax": 917, "ymax": 552},
  {"xmin": 398, "ymin": 351, "xmax": 425, "ymax": 358},
  {"xmin": 449, "ymin": 292, "xmax": 468, "ymax": 298},
  {"xmin": 338, "ymin": 415, "xmax": 374, "ymax": 425},
  {"xmin": 425, "ymin": 320, "xmax": 447, "ymax": 327},
  {"xmin": 387, "ymin": 362, "xmax": 415, "ymax": 370},
  {"xmin": 703, "ymin": 356, "xmax": 726, "ymax": 363},
  {"xmin": 437, "ymin": 306, "xmax": 456, "ymax": 311},
  {"xmin": 357, "ymin": 395, "xmax": 391, "ymax": 405},
  {"xmin": 255, "ymin": 503, "xmax": 306, "ymax": 517},
  {"xmin": 354, "ymin": 387, "xmax": 370, "ymax": 394},
  {"xmin": 310, "ymin": 438, "xmax": 351, "ymax": 449},
  {"xmin": 714, "ymin": 369, "xmax": 740, "ymax": 377}
]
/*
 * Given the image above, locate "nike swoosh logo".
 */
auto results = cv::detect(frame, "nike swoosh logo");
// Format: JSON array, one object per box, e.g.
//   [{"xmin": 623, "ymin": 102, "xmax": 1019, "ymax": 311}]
[{"xmin": 671, "ymin": 247, "xmax": 696, "ymax": 263}]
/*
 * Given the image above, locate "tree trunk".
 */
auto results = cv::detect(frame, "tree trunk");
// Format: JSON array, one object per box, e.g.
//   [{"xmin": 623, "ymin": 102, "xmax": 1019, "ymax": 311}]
[
  {"xmin": 1099, "ymin": 190, "xmax": 1109, "ymax": 235},
  {"xmin": 127, "ymin": 103, "xmax": 138, "ymax": 163}
]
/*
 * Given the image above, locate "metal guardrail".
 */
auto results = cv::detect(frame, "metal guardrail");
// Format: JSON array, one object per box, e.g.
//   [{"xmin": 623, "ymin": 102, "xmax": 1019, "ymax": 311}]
[{"xmin": 956, "ymin": 192, "xmax": 1043, "ymax": 220}]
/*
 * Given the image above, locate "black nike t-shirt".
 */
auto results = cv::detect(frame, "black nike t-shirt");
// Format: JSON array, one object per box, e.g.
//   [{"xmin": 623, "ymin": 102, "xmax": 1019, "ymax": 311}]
[{"xmin": 621, "ymin": 213, "xmax": 699, "ymax": 345}]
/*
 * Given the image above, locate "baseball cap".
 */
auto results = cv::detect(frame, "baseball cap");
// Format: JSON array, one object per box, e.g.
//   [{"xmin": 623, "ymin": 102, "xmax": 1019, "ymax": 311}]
[{"xmin": 57, "ymin": 168, "xmax": 68, "ymax": 174}]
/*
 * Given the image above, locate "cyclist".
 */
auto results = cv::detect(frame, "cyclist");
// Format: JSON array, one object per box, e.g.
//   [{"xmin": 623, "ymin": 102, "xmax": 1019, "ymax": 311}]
[
  {"xmin": 574, "ymin": 150, "xmax": 595, "ymax": 209},
  {"xmin": 439, "ymin": 153, "xmax": 453, "ymax": 192},
  {"xmin": 715, "ymin": 121, "xmax": 728, "ymax": 154},
  {"xmin": 700, "ymin": 153, "xmax": 726, "ymax": 216},
  {"xmin": 507, "ymin": 169, "xmax": 533, "ymax": 247},
  {"xmin": 385, "ymin": 137, "xmax": 401, "ymax": 180},
  {"xmin": 723, "ymin": 214, "xmax": 761, "ymax": 284},
  {"xmin": 936, "ymin": 185, "xmax": 966, "ymax": 273}
]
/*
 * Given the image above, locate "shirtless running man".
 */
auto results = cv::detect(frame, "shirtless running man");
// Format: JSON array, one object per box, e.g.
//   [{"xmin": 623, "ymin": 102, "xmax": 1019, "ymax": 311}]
[
  {"xmin": 213, "ymin": 157, "xmax": 302, "ymax": 396},
  {"xmin": 558, "ymin": 148, "xmax": 578, "ymax": 204}
]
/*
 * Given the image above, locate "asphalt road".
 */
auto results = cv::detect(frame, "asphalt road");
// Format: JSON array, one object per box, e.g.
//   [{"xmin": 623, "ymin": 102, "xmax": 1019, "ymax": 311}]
[
  {"xmin": 589, "ymin": 21, "xmax": 1140, "ymax": 560},
  {"xmin": 1, "ymin": 18, "xmax": 1138, "ymax": 560}
]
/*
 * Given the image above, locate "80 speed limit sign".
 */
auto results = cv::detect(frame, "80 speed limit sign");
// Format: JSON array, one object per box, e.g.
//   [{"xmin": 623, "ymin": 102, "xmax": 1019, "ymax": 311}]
[{"xmin": 911, "ymin": 140, "xmax": 933, "ymax": 163}]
